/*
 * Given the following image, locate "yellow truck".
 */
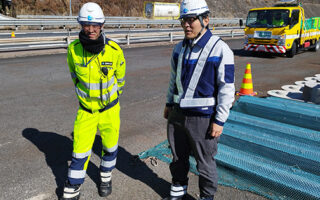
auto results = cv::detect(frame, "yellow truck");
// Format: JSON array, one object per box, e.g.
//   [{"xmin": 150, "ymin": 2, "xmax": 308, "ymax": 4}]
[{"xmin": 243, "ymin": 0, "xmax": 320, "ymax": 57}]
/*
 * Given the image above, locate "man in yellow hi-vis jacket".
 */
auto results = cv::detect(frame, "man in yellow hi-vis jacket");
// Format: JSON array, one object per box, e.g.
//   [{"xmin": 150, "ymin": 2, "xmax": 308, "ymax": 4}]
[{"xmin": 62, "ymin": 2, "xmax": 125, "ymax": 200}]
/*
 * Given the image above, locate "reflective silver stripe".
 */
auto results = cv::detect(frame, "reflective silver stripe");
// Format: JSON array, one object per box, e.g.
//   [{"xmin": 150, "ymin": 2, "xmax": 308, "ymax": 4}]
[
  {"xmin": 101, "ymin": 171, "xmax": 112, "ymax": 177},
  {"xmin": 101, "ymin": 83, "xmax": 118, "ymax": 101},
  {"xmin": 75, "ymin": 87, "xmax": 89, "ymax": 98},
  {"xmin": 63, "ymin": 186, "xmax": 81, "ymax": 199},
  {"xmin": 180, "ymin": 97, "xmax": 215, "ymax": 107},
  {"xmin": 70, "ymin": 72, "xmax": 77, "ymax": 79},
  {"xmin": 72, "ymin": 150, "xmax": 91, "ymax": 159},
  {"xmin": 103, "ymin": 143, "xmax": 118, "ymax": 153},
  {"xmin": 75, "ymin": 83, "xmax": 118, "ymax": 100},
  {"xmin": 170, "ymin": 185, "xmax": 187, "ymax": 197},
  {"xmin": 101, "ymin": 158, "xmax": 117, "ymax": 168},
  {"xmin": 179, "ymin": 36, "xmax": 218, "ymax": 108},
  {"xmin": 63, "ymin": 192, "xmax": 80, "ymax": 199},
  {"xmin": 64, "ymin": 187, "xmax": 80, "ymax": 193},
  {"xmin": 100, "ymin": 171, "xmax": 112, "ymax": 183},
  {"xmin": 184, "ymin": 36, "xmax": 217, "ymax": 99},
  {"xmin": 176, "ymin": 45, "xmax": 186, "ymax": 102},
  {"xmin": 117, "ymin": 77, "xmax": 125, "ymax": 83},
  {"xmin": 68, "ymin": 169, "xmax": 86, "ymax": 179},
  {"xmin": 80, "ymin": 76, "xmax": 115, "ymax": 90}
]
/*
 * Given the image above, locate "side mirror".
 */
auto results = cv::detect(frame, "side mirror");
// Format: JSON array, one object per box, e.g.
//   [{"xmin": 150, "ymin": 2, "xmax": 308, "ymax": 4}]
[{"xmin": 239, "ymin": 19, "xmax": 243, "ymax": 28}]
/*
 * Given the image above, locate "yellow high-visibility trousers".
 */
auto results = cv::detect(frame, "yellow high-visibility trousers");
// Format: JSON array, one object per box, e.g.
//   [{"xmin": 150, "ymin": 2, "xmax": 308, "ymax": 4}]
[{"xmin": 68, "ymin": 103, "xmax": 120, "ymax": 185}]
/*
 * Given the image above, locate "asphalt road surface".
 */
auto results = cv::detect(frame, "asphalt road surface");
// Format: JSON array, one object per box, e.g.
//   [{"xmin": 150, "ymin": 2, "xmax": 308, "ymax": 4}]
[{"xmin": 0, "ymin": 39, "xmax": 319, "ymax": 200}]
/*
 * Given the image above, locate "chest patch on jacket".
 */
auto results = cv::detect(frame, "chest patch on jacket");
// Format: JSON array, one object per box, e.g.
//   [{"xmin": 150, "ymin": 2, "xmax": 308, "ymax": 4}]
[{"xmin": 101, "ymin": 62, "xmax": 113, "ymax": 66}]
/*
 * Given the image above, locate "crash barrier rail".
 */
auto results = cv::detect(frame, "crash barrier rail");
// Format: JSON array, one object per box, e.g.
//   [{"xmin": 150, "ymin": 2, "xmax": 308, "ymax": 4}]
[
  {"xmin": 0, "ymin": 18, "xmax": 245, "ymax": 30},
  {"xmin": 17, "ymin": 15, "xmax": 144, "ymax": 20},
  {"xmin": 0, "ymin": 29, "xmax": 244, "ymax": 52}
]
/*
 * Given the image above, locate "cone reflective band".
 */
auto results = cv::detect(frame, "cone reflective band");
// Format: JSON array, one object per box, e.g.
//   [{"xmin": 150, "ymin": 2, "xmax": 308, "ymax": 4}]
[{"xmin": 236, "ymin": 63, "xmax": 257, "ymax": 96}]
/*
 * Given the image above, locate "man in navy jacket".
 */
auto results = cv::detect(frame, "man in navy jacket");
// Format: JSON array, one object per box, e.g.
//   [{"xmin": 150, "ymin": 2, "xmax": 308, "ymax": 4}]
[{"xmin": 163, "ymin": 0, "xmax": 235, "ymax": 199}]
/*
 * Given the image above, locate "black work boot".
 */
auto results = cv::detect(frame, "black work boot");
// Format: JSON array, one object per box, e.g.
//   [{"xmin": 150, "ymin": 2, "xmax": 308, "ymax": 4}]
[
  {"xmin": 98, "ymin": 171, "xmax": 112, "ymax": 197},
  {"xmin": 61, "ymin": 181, "xmax": 81, "ymax": 200}
]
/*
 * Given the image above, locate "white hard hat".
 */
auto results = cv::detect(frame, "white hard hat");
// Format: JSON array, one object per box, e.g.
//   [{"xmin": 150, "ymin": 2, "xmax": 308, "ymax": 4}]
[
  {"xmin": 77, "ymin": 2, "xmax": 105, "ymax": 25},
  {"xmin": 180, "ymin": 0, "xmax": 210, "ymax": 19}
]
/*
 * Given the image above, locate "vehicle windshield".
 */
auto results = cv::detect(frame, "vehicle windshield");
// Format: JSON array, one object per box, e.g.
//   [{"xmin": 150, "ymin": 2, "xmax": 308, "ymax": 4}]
[{"xmin": 246, "ymin": 9, "xmax": 290, "ymax": 28}]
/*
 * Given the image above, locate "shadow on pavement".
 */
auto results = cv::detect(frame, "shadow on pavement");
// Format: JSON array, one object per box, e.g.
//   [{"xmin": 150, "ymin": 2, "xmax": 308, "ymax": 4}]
[
  {"xmin": 22, "ymin": 128, "xmax": 99, "ymax": 198},
  {"xmin": 22, "ymin": 128, "xmax": 176, "ymax": 199},
  {"xmin": 92, "ymin": 135, "xmax": 174, "ymax": 199},
  {"xmin": 233, "ymin": 48, "xmax": 278, "ymax": 58}
]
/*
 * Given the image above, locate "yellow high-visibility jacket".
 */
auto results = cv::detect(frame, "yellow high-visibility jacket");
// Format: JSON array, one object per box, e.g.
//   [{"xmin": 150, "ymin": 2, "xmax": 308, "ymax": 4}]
[{"xmin": 67, "ymin": 38, "xmax": 126, "ymax": 113}]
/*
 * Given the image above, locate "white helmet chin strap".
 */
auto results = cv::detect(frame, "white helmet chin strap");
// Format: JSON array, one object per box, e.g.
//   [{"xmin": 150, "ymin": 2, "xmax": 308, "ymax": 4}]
[{"xmin": 192, "ymin": 15, "xmax": 206, "ymax": 42}]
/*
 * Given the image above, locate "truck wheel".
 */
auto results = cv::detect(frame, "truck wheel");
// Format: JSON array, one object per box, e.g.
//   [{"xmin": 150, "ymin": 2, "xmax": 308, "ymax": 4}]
[
  {"xmin": 310, "ymin": 40, "xmax": 319, "ymax": 52},
  {"xmin": 286, "ymin": 42, "xmax": 296, "ymax": 58}
]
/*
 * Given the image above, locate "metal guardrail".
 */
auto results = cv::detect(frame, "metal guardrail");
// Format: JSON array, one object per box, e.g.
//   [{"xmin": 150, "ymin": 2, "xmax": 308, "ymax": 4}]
[
  {"xmin": 0, "ymin": 18, "xmax": 245, "ymax": 30},
  {"xmin": 17, "ymin": 15, "xmax": 144, "ymax": 20},
  {"xmin": 0, "ymin": 30, "xmax": 244, "ymax": 52},
  {"xmin": 17, "ymin": 15, "xmax": 242, "ymax": 22}
]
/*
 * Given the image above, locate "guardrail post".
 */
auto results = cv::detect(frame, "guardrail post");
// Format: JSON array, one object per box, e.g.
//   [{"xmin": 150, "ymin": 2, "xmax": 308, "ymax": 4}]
[
  {"xmin": 67, "ymin": 28, "xmax": 71, "ymax": 45},
  {"xmin": 41, "ymin": 25, "xmax": 44, "ymax": 31},
  {"xmin": 15, "ymin": 25, "xmax": 19, "ymax": 31},
  {"xmin": 169, "ymin": 32, "xmax": 173, "ymax": 43},
  {"xmin": 231, "ymin": 30, "xmax": 234, "ymax": 38},
  {"xmin": 118, "ymin": 24, "xmax": 121, "ymax": 29},
  {"xmin": 126, "ymin": 34, "xmax": 130, "ymax": 45}
]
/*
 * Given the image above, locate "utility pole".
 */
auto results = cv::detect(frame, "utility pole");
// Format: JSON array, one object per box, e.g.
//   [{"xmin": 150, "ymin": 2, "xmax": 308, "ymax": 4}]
[{"xmin": 69, "ymin": 0, "xmax": 72, "ymax": 16}]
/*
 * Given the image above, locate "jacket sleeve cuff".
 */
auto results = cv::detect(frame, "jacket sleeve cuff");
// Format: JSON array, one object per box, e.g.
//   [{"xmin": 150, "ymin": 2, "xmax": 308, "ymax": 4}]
[{"xmin": 213, "ymin": 119, "xmax": 225, "ymax": 126}]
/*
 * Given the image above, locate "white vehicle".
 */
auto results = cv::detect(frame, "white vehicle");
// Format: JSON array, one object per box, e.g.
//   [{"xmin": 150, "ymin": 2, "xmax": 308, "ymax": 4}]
[{"xmin": 144, "ymin": 2, "xmax": 180, "ymax": 20}]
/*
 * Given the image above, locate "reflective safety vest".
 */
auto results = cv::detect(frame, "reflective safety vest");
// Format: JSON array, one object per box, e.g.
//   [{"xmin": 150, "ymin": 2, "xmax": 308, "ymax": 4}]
[
  {"xmin": 67, "ymin": 38, "xmax": 126, "ymax": 113},
  {"xmin": 166, "ymin": 30, "xmax": 235, "ymax": 125},
  {"xmin": 273, "ymin": 18, "xmax": 284, "ymax": 26}
]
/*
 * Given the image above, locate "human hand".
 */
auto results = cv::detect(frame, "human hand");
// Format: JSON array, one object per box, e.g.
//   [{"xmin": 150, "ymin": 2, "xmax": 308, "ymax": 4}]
[{"xmin": 210, "ymin": 123, "xmax": 223, "ymax": 137}]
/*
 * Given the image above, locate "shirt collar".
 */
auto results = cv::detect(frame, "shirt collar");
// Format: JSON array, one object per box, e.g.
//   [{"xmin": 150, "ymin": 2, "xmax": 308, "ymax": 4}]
[{"xmin": 194, "ymin": 29, "xmax": 212, "ymax": 48}]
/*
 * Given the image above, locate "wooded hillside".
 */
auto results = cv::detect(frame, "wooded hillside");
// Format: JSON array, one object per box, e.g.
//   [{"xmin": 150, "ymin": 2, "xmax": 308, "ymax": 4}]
[{"xmin": 11, "ymin": 0, "xmax": 320, "ymax": 18}]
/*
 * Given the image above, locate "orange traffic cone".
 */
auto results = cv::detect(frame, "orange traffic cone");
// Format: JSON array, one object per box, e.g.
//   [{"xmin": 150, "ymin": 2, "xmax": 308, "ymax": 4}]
[
  {"xmin": 236, "ymin": 63, "xmax": 257, "ymax": 96},
  {"xmin": 10, "ymin": 31, "xmax": 15, "ymax": 38}
]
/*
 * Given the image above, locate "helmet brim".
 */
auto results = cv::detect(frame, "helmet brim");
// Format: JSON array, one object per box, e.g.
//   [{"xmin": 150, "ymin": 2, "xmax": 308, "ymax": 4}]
[
  {"xmin": 79, "ymin": 21, "xmax": 104, "ymax": 26},
  {"xmin": 179, "ymin": 14, "xmax": 198, "ymax": 19},
  {"xmin": 179, "ymin": 11, "xmax": 210, "ymax": 19}
]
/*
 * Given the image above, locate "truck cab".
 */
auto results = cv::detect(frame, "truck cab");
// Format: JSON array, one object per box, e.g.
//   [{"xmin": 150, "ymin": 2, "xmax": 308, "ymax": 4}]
[{"xmin": 244, "ymin": 0, "xmax": 320, "ymax": 57}]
